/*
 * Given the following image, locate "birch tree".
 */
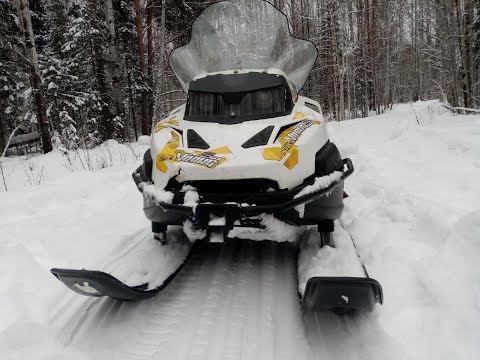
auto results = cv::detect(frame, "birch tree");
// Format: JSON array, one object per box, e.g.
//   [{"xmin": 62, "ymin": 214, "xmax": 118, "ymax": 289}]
[
  {"xmin": 104, "ymin": 0, "xmax": 125, "ymax": 135},
  {"xmin": 17, "ymin": 0, "xmax": 53, "ymax": 153},
  {"xmin": 134, "ymin": 0, "xmax": 149, "ymax": 135}
]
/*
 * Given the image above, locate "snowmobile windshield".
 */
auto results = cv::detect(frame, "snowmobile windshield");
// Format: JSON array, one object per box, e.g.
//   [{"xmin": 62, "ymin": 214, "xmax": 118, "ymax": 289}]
[
  {"xmin": 169, "ymin": 0, "xmax": 317, "ymax": 94},
  {"xmin": 184, "ymin": 72, "xmax": 293, "ymax": 123}
]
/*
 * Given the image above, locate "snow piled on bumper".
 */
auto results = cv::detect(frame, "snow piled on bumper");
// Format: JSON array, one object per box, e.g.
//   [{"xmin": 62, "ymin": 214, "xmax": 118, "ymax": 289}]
[
  {"xmin": 139, "ymin": 182, "xmax": 175, "ymax": 204},
  {"xmin": 294, "ymin": 170, "xmax": 343, "ymax": 217},
  {"xmin": 294, "ymin": 171, "xmax": 343, "ymax": 199},
  {"xmin": 228, "ymin": 214, "xmax": 305, "ymax": 242}
]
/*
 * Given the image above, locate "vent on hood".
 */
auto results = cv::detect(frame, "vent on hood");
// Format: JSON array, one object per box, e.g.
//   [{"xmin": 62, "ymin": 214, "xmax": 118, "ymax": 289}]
[
  {"xmin": 187, "ymin": 129, "xmax": 209, "ymax": 149},
  {"xmin": 242, "ymin": 126, "xmax": 274, "ymax": 148}
]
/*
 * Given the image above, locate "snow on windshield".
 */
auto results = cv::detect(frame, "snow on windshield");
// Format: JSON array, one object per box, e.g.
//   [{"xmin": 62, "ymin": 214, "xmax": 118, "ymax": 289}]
[{"xmin": 169, "ymin": 0, "xmax": 317, "ymax": 93}]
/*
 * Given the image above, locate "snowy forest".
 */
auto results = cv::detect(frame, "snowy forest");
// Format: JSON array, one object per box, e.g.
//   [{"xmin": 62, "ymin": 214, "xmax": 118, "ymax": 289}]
[
  {"xmin": 1, "ymin": 2, "xmax": 480, "ymax": 358},
  {"xmin": 1, "ymin": 0, "xmax": 479, "ymax": 154}
]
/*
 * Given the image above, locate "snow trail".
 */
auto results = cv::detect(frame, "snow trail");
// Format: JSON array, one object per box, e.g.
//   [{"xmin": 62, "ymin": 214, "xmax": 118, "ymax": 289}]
[{"xmin": 52, "ymin": 239, "xmax": 310, "ymax": 360}]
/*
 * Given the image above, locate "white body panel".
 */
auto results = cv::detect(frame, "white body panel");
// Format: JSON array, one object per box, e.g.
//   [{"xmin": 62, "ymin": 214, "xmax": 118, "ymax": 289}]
[{"xmin": 151, "ymin": 96, "xmax": 329, "ymax": 190}]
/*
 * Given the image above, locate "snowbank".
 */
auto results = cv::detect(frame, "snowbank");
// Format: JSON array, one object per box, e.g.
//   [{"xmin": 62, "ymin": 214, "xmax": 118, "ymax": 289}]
[
  {"xmin": 326, "ymin": 100, "xmax": 480, "ymax": 359},
  {"xmin": 0, "ymin": 139, "xmax": 149, "ymax": 192}
]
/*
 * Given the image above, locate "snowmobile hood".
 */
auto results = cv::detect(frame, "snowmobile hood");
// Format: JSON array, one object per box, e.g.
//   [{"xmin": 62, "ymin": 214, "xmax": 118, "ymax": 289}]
[
  {"xmin": 169, "ymin": 0, "xmax": 317, "ymax": 94},
  {"xmin": 150, "ymin": 97, "xmax": 328, "ymax": 190}
]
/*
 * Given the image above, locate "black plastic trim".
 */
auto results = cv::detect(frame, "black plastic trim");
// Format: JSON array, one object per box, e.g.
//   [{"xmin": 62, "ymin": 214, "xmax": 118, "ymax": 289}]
[
  {"xmin": 187, "ymin": 129, "xmax": 209, "ymax": 149},
  {"xmin": 50, "ymin": 244, "xmax": 194, "ymax": 301},
  {"xmin": 315, "ymin": 140, "xmax": 342, "ymax": 176},
  {"xmin": 141, "ymin": 149, "xmax": 153, "ymax": 182},
  {"xmin": 186, "ymin": 110, "xmax": 293, "ymax": 125},
  {"xmin": 274, "ymin": 121, "xmax": 301, "ymax": 142},
  {"xmin": 302, "ymin": 277, "xmax": 383, "ymax": 313},
  {"xmin": 184, "ymin": 73, "xmax": 294, "ymax": 124},
  {"xmin": 189, "ymin": 72, "xmax": 286, "ymax": 94},
  {"xmin": 242, "ymin": 126, "xmax": 275, "ymax": 148},
  {"xmin": 180, "ymin": 178, "xmax": 279, "ymax": 194}
]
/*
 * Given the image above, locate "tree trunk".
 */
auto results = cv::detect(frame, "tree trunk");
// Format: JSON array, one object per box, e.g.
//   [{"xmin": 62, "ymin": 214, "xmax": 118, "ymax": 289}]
[
  {"xmin": 88, "ymin": 0, "xmax": 113, "ymax": 140},
  {"xmin": 17, "ymin": 0, "xmax": 52, "ymax": 153},
  {"xmin": 147, "ymin": 0, "xmax": 154, "ymax": 122},
  {"xmin": 158, "ymin": 0, "xmax": 167, "ymax": 117},
  {"xmin": 104, "ymin": 0, "xmax": 125, "ymax": 135},
  {"xmin": 0, "ymin": 117, "xmax": 6, "ymax": 155},
  {"xmin": 123, "ymin": 34, "xmax": 138, "ymax": 140},
  {"xmin": 454, "ymin": 0, "xmax": 473, "ymax": 107},
  {"xmin": 134, "ymin": 0, "xmax": 149, "ymax": 135},
  {"xmin": 329, "ymin": 0, "xmax": 344, "ymax": 121},
  {"xmin": 443, "ymin": 0, "xmax": 460, "ymax": 106}
]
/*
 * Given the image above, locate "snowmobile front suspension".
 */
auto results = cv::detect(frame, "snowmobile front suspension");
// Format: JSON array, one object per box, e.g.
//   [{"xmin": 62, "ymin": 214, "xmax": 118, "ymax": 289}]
[
  {"xmin": 152, "ymin": 222, "xmax": 168, "ymax": 244},
  {"xmin": 318, "ymin": 220, "xmax": 334, "ymax": 247}
]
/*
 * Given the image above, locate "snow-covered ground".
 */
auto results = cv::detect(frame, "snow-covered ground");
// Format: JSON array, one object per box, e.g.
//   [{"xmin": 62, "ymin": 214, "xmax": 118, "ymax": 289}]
[{"xmin": 0, "ymin": 100, "xmax": 479, "ymax": 359}]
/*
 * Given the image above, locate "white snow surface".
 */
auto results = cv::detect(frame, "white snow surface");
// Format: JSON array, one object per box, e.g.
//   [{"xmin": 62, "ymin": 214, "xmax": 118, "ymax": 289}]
[
  {"xmin": 101, "ymin": 227, "xmax": 191, "ymax": 289},
  {"xmin": 1, "ymin": 101, "xmax": 480, "ymax": 359},
  {"xmin": 297, "ymin": 225, "xmax": 365, "ymax": 295}
]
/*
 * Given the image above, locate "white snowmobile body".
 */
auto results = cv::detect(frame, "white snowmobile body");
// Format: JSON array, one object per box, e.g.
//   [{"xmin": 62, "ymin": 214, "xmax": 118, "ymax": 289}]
[
  {"xmin": 133, "ymin": 0, "xmax": 353, "ymax": 236},
  {"xmin": 150, "ymin": 76, "xmax": 328, "ymax": 191}
]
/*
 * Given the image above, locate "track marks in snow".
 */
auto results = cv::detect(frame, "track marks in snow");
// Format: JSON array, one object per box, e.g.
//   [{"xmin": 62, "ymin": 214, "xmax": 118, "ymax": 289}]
[
  {"xmin": 304, "ymin": 311, "xmax": 411, "ymax": 360},
  {"xmin": 54, "ymin": 239, "xmax": 311, "ymax": 360}
]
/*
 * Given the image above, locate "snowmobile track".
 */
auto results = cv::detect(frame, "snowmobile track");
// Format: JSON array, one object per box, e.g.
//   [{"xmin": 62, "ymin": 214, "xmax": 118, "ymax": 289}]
[{"xmin": 56, "ymin": 238, "xmax": 311, "ymax": 360}]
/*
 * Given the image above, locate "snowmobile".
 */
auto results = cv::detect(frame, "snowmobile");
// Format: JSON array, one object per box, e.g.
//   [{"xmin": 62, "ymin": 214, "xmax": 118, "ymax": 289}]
[{"xmin": 51, "ymin": 0, "xmax": 383, "ymax": 314}]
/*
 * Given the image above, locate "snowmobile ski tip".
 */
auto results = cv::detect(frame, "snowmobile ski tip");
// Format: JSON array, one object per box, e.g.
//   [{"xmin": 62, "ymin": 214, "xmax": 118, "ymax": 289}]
[
  {"xmin": 302, "ymin": 276, "xmax": 383, "ymax": 313},
  {"xmin": 51, "ymin": 262, "xmax": 186, "ymax": 301}
]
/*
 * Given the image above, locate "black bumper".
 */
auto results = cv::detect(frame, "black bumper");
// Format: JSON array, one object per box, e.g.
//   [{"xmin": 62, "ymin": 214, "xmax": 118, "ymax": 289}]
[{"xmin": 133, "ymin": 158, "xmax": 353, "ymax": 228}]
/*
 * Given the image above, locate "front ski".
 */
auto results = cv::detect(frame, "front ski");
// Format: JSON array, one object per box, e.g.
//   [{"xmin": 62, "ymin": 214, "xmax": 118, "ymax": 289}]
[
  {"xmin": 302, "ymin": 276, "xmax": 383, "ymax": 313},
  {"xmin": 51, "ymin": 228, "xmax": 194, "ymax": 301},
  {"xmin": 51, "ymin": 259, "xmax": 187, "ymax": 301},
  {"xmin": 299, "ymin": 226, "xmax": 384, "ymax": 313}
]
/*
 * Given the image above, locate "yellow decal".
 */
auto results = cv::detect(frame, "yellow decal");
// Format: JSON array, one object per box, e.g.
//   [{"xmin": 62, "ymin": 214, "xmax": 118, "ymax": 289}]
[
  {"xmin": 262, "ymin": 119, "xmax": 320, "ymax": 170},
  {"xmin": 293, "ymin": 112, "xmax": 307, "ymax": 120},
  {"xmin": 174, "ymin": 148, "xmax": 229, "ymax": 169},
  {"xmin": 209, "ymin": 146, "xmax": 232, "ymax": 155},
  {"xmin": 155, "ymin": 130, "xmax": 231, "ymax": 172},
  {"xmin": 154, "ymin": 119, "xmax": 179, "ymax": 133},
  {"xmin": 156, "ymin": 131, "xmax": 181, "ymax": 172}
]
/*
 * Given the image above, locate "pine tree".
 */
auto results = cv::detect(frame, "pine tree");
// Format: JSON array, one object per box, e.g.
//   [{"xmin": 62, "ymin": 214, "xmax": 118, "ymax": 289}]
[
  {"xmin": 43, "ymin": 1, "xmax": 99, "ymax": 146},
  {"xmin": 59, "ymin": 110, "xmax": 79, "ymax": 150}
]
